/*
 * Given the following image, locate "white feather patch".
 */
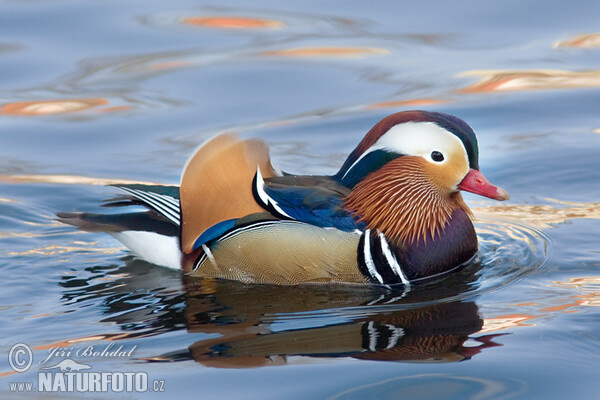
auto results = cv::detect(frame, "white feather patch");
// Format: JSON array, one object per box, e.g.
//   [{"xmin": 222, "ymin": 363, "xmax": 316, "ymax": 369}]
[
  {"xmin": 255, "ymin": 166, "xmax": 293, "ymax": 219},
  {"xmin": 110, "ymin": 231, "xmax": 181, "ymax": 270}
]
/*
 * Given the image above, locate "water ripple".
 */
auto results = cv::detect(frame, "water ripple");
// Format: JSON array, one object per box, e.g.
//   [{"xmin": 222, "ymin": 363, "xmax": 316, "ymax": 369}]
[{"xmin": 474, "ymin": 216, "xmax": 551, "ymax": 294}]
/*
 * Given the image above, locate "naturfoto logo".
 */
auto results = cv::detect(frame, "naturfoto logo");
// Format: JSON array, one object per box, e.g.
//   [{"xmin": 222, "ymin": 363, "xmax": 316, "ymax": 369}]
[{"xmin": 7, "ymin": 343, "xmax": 165, "ymax": 394}]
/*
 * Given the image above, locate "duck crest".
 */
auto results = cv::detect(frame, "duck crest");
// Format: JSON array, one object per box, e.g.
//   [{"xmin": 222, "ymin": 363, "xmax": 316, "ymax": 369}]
[
  {"xmin": 344, "ymin": 156, "xmax": 472, "ymax": 246},
  {"xmin": 349, "ymin": 112, "xmax": 426, "ymax": 157}
]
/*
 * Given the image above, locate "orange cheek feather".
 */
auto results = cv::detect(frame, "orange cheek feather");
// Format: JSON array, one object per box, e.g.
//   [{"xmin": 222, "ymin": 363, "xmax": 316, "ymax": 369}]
[
  {"xmin": 344, "ymin": 156, "xmax": 471, "ymax": 245},
  {"xmin": 422, "ymin": 151, "xmax": 469, "ymax": 194}
]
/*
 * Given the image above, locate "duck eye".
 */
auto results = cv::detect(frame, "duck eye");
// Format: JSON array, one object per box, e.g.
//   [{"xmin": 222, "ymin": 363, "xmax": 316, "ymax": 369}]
[{"xmin": 431, "ymin": 151, "xmax": 444, "ymax": 162}]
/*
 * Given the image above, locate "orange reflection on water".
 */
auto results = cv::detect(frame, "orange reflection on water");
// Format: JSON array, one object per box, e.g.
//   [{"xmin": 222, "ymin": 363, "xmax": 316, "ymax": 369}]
[
  {"xmin": 554, "ymin": 33, "xmax": 600, "ymax": 48},
  {"xmin": 0, "ymin": 98, "xmax": 109, "ymax": 116},
  {"xmin": 548, "ymin": 277, "xmax": 600, "ymax": 310},
  {"xmin": 262, "ymin": 46, "xmax": 389, "ymax": 58},
  {"xmin": 479, "ymin": 275, "xmax": 599, "ymax": 334},
  {"xmin": 147, "ymin": 60, "xmax": 193, "ymax": 71},
  {"xmin": 540, "ymin": 294, "xmax": 600, "ymax": 312},
  {"xmin": 366, "ymin": 98, "xmax": 449, "ymax": 109},
  {"xmin": 7, "ymin": 244, "xmax": 121, "ymax": 256},
  {"xmin": 182, "ymin": 16, "xmax": 284, "ymax": 29},
  {"xmin": 480, "ymin": 314, "xmax": 539, "ymax": 333},
  {"xmin": 34, "ymin": 332, "xmax": 158, "ymax": 351},
  {"xmin": 458, "ymin": 69, "xmax": 600, "ymax": 93},
  {"xmin": 574, "ymin": 293, "xmax": 600, "ymax": 307},
  {"xmin": 35, "ymin": 334, "xmax": 129, "ymax": 350},
  {"xmin": 96, "ymin": 105, "xmax": 132, "ymax": 113},
  {"xmin": 552, "ymin": 276, "xmax": 600, "ymax": 289},
  {"xmin": 0, "ymin": 231, "xmax": 44, "ymax": 239},
  {"xmin": 473, "ymin": 200, "xmax": 600, "ymax": 229},
  {"xmin": 31, "ymin": 313, "xmax": 52, "ymax": 318},
  {"xmin": 0, "ymin": 174, "xmax": 161, "ymax": 186}
]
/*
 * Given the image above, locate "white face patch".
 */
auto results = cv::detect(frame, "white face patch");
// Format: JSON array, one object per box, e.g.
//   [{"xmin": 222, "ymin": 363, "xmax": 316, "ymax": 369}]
[{"xmin": 343, "ymin": 121, "xmax": 469, "ymax": 179}]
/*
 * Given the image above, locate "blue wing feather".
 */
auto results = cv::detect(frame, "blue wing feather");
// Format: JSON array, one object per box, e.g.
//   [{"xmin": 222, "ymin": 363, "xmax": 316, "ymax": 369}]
[
  {"xmin": 259, "ymin": 175, "xmax": 364, "ymax": 231},
  {"xmin": 192, "ymin": 219, "xmax": 238, "ymax": 250}
]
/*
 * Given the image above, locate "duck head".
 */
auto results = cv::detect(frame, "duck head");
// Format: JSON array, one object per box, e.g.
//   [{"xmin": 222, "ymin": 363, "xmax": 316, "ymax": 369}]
[{"xmin": 338, "ymin": 111, "xmax": 508, "ymax": 245}]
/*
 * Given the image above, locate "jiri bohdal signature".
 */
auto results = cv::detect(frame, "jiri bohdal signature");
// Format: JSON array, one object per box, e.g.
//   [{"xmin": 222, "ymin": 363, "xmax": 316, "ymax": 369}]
[{"xmin": 39, "ymin": 343, "xmax": 137, "ymax": 365}]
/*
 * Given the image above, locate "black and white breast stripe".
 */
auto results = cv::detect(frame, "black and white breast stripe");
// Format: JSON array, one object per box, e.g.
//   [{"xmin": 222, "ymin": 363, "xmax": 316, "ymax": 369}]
[
  {"xmin": 117, "ymin": 187, "xmax": 181, "ymax": 226},
  {"xmin": 357, "ymin": 229, "xmax": 411, "ymax": 287}
]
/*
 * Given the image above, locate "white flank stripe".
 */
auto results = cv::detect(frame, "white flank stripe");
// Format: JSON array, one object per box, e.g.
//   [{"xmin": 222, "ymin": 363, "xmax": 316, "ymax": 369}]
[
  {"xmin": 363, "ymin": 230, "xmax": 384, "ymax": 284},
  {"xmin": 378, "ymin": 233, "xmax": 411, "ymax": 287},
  {"xmin": 201, "ymin": 244, "xmax": 216, "ymax": 267}
]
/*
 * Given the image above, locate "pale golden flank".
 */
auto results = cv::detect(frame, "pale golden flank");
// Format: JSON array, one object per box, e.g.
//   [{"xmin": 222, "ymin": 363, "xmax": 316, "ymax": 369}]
[{"xmin": 193, "ymin": 221, "xmax": 366, "ymax": 285}]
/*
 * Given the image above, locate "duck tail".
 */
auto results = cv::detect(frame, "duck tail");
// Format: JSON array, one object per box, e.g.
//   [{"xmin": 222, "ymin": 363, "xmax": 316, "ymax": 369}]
[{"xmin": 56, "ymin": 211, "xmax": 182, "ymax": 269}]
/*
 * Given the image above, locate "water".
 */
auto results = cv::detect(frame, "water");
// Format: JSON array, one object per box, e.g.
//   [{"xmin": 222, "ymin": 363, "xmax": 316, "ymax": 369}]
[{"xmin": 1, "ymin": 0, "xmax": 599, "ymax": 398}]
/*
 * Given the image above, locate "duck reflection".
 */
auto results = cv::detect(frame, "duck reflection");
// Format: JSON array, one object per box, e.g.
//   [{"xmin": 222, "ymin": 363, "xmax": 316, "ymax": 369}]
[{"xmin": 59, "ymin": 258, "xmax": 502, "ymax": 368}]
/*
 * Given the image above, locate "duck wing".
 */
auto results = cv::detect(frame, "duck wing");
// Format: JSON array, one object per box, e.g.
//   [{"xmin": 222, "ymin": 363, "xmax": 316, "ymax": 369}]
[{"xmin": 255, "ymin": 174, "xmax": 363, "ymax": 232}]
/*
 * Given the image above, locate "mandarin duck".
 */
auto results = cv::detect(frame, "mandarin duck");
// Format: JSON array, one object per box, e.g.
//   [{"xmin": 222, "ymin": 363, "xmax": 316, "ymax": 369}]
[{"xmin": 59, "ymin": 111, "xmax": 509, "ymax": 286}]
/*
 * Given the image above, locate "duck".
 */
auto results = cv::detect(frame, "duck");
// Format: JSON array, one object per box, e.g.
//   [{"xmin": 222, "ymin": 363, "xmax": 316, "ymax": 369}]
[{"xmin": 58, "ymin": 111, "xmax": 509, "ymax": 286}]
